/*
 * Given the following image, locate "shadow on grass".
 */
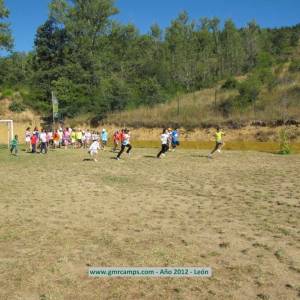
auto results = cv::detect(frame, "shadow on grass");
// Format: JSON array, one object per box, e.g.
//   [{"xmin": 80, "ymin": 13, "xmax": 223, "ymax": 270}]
[
  {"xmin": 83, "ymin": 158, "xmax": 94, "ymax": 161},
  {"xmin": 143, "ymin": 155, "xmax": 157, "ymax": 159},
  {"xmin": 190, "ymin": 154, "xmax": 209, "ymax": 158}
]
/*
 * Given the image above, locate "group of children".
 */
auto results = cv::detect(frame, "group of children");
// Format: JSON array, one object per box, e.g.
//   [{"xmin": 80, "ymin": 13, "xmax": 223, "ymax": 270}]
[
  {"xmin": 88, "ymin": 128, "xmax": 132, "ymax": 161},
  {"xmin": 8, "ymin": 126, "xmax": 224, "ymax": 160},
  {"xmin": 23, "ymin": 127, "xmax": 110, "ymax": 154}
]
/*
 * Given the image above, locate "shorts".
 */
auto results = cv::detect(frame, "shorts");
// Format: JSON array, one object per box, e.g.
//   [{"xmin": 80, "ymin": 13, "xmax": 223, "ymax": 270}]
[
  {"xmin": 172, "ymin": 141, "xmax": 180, "ymax": 146},
  {"xmin": 25, "ymin": 137, "xmax": 31, "ymax": 143},
  {"xmin": 90, "ymin": 150, "xmax": 98, "ymax": 155},
  {"xmin": 216, "ymin": 141, "xmax": 223, "ymax": 146},
  {"xmin": 102, "ymin": 141, "xmax": 107, "ymax": 145}
]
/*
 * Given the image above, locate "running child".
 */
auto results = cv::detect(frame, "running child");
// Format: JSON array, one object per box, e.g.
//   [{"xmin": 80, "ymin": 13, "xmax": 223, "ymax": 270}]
[
  {"xmin": 101, "ymin": 129, "xmax": 108, "ymax": 150},
  {"xmin": 88, "ymin": 139, "xmax": 100, "ymax": 162},
  {"xmin": 116, "ymin": 129, "xmax": 132, "ymax": 160},
  {"xmin": 10, "ymin": 135, "xmax": 19, "ymax": 156},
  {"xmin": 167, "ymin": 128, "xmax": 172, "ymax": 151},
  {"xmin": 112, "ymin": 130, "xmax": 120, "ymax": 152},
  {"xmin": 157, "ymin": 129, "xmax": 169, "ymax": 158},
  {"xmin": 208, "ymin": 126, "xmax": 225, "ymax": 158},
  {"xmin": 171, "ymin": 128, "xmax": 180, "ymax": 151}
]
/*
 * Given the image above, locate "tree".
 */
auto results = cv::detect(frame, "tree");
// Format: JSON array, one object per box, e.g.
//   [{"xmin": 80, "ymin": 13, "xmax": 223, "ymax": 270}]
[
  {"xmin": 0, "ymin": 0, "xmax": 13, "ymax": 51},
  {"xmin": 220, "ymin": 19, "xmax": 245, "ymax": 76}
]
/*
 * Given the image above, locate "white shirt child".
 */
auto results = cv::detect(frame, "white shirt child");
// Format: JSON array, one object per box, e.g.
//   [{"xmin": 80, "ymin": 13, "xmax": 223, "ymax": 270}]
[
  {"xmin": 40, "ymin": 132, "xmax": 47, "ymax": 143},
  {"xmin": 89, "ymin": 140, "xmax": 100, "ymax": 154},
  {"xmin": 160, "ymin": 133, "xmax": 169, "ymax": 145}
]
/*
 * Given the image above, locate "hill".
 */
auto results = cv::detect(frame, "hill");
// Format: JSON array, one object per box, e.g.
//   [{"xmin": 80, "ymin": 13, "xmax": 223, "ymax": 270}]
[{"xmin": 104, "ymin": 56, "xmax": 300, "ymax": 129}]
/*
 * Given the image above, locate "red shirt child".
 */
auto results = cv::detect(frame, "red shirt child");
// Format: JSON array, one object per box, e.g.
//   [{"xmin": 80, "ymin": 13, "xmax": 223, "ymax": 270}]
[{"xmin": 31, "ymin": 135, "xmax": 37, "ymax": 145}]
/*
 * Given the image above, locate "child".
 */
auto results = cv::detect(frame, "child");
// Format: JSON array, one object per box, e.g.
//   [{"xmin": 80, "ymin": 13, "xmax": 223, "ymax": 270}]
[
  {"xmin": 101, "ymin": 129, "xmax": 108, "ymax": 150},
  {"xmin": 89, "ymin": 139, "xmax": 100, "ymax": 162},
  {"xmin": 167, "ymin": 128, "xmax": 173, "ymax": 151},
  {"xmin": 85, "ymin": 129, "xmax": 92, "ymax": 148},
  {"xmin": 76, "ymin": 129, "xmax": 83, "ymax": 148},
  {"xmin": 208, "ymin": 126, "xmax": 225, "ymax": 158},
  {"xmin": 10, "ymin": 135, "xmax": 19, "ymax": 156},
  {"xmin": 112, "ymin": 130, "xmax": 120, "ymax": 152},
  {"xmin": 63, "ymin": 128, "xmax": 70, "ymax": 149},
  {"xmin": 53, "ymin": 130, "xmax": 60, "ymax": 149},
  {"xmin": 31, "ymin": 134, "xmax": 37, "ymax": 153},
  {"xmin": 47, "ymin": 130, "xmax": 53, "ymax": 148},
  {"xmin": 171, "ymin": 128, "xmax": 180, "ymax": 151},
  {"xmin": 71, "ymin": 129, "xmax": 76, "ymax": 148},
  {"xmin": 39, "ymin": 129, "xmax": 48, "ymax": 154},
  {"xmin": 157, "ymin": 129, "xmax": 169, "ymax": 158},
  {"xmin": 116, "ymin": 129, "xmax": 132, "ymax": 160},
  {"xmin": 25, "ymin": 127, "xmax": 31, "ymax": 152}
]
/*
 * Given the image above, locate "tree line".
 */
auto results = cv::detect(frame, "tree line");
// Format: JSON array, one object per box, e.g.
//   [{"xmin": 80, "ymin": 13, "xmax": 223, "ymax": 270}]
[{"xmin": 0, "ymin": 0, "xmax": 300, "ymax": 121}]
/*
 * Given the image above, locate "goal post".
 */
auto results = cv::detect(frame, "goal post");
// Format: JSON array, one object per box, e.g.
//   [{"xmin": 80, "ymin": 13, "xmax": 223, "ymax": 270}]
[{"xmin": 0, "ymin": 120, "xmax": 14, "ymax": 149}]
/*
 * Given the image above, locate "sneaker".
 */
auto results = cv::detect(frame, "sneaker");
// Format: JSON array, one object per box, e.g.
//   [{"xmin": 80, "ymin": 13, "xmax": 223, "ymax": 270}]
[
  {"xmin": 208, "ymin": 154, "xmax": 212, "ymax": 159},
  {"xmin": 116, "ymin": 157, "xmax": 120, "ymax": 160},
  {"xmin": 217, "ymin": 149, "xmax": 221, "ymax": 153}
]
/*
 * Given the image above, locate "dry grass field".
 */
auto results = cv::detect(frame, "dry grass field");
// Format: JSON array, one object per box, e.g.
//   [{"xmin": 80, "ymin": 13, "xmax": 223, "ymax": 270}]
[{"xmin": 0, "ymin": 147, "xmax": 299, "ymax": 300}]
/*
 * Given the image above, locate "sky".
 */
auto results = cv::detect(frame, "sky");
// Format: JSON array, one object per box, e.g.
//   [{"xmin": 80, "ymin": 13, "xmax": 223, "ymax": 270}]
[{"xmin": 2, "ymin": 0, "xmax": 300, "ymax": 54}]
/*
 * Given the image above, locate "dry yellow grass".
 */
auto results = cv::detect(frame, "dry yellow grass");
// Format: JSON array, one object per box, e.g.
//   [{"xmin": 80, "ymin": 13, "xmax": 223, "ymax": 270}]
[{"xmin": 0, "ymin": 147, "xmax": 299, "ymax": 299}]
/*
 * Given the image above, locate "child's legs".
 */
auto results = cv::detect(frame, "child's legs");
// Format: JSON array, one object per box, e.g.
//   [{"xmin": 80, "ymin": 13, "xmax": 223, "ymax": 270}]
[
  {"xmin": 117, "ymin": 145, "xmax": 126, "ymax": 158},
  {"xmin": 126, "ymin": 144, "xmax": 132, "ymax": 153},
  {"xmin": 157, "ymin": 144, "xmax": 167, "ymax": 157},
  {"xmin": 10, "ymin": 146, "xmax": 14, "ymax": 154}
]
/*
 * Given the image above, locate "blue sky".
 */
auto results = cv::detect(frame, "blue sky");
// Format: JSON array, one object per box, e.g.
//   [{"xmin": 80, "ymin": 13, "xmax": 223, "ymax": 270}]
[{"xmin": 2, "ymin": 0, "xmax": 300, "ymax": 53}]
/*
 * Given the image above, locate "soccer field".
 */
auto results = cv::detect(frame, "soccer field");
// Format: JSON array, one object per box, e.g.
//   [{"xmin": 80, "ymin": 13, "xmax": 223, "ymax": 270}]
[{"xmin": 0, "ymin": 148, "xmax": 299, "ymax": 300}]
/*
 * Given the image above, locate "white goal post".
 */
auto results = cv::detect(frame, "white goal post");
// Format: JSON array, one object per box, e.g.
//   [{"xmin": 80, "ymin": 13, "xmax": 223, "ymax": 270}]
[{"xmin": 0, "ymin": 120, "xmax": 14, "ymax": 148}]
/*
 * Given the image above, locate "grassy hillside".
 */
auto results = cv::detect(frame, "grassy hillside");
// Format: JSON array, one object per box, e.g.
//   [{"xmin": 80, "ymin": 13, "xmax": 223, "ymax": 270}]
[{"xmin": 104, "ymin": 50, "xmax": 300, "ymax": 129}]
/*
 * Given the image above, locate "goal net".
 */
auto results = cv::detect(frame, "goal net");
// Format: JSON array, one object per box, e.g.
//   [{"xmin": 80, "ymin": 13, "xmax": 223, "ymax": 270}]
[{"xmin": 0, "ymin": 120, "xmax": 14, "ymax": 148}]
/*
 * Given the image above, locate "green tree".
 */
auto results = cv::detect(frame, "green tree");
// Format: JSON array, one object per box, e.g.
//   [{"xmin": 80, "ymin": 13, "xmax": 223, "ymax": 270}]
[
  {"xmin": 0, "ymin": 0, "xmax": 13, "ymax": 51},
  {"xmin": 220, "ymin": 19, "xmax": 245, "ymax": 76}
]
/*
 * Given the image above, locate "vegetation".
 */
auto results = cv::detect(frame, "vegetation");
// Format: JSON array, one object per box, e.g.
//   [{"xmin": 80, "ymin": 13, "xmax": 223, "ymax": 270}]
[
  {"xmin": 0, "ymin": 0, "xmax": 300, "ymax": 126},
  {"xmin": 279, "ymin": 128, "xmax": 292, "ymax": 154},
  {"xmin": 0, "ymin": 0, "xmax": 13, "ymax": 51}
]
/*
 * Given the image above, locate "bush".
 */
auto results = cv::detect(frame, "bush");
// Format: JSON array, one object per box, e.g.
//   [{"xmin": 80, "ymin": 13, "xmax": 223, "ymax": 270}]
[
  {"xmin": 222, "ymin": 77, "xmax": 238, "ymax": 89},
  {"xmin": 0, "ymin": 88, "xmax": 14, "ymax": 100},
  {"xmin": 253, "ymin": 67, "xmax": 277, "ymax": 90},
  {"xmin": 289, "ymin": 59, "xmax": 300, "ymax": 73},
  {"xmin": 9, "ymin": 100, "xmax": 26, "ymax": 112},
  {"xmin": 278, "ymin": 128, "xmax": 291, "ymax": 155},
  {"xmin": 237, "ymin": 76, "xmax": 262, "ymax": 106}
]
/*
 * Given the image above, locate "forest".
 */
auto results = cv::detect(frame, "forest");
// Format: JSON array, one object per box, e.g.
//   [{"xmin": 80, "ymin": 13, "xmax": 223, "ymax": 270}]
[{"xmin": 1, "ymin": 0, "xmax": 300, "ymax": 123}]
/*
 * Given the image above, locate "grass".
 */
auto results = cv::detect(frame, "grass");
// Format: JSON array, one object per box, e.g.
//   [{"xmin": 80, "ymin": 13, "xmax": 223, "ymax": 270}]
[
  {"xmin": 104, "ymin": 68, "xmax": 300, "ymax": 129},
  {"xmin": 0, "ymin": 147, "xmax": 300, "ymax": 299}
]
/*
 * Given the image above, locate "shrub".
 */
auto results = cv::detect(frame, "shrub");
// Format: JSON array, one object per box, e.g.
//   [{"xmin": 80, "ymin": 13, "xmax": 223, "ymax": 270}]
[
  {"xmin": 0, "ymin": 88, "xmax": 14, "ymax": 100},
  {"xmin": 9, "ymin": 100, "xmax": 26, "ymax": 112},
  {"xmin": 278, "ymin": 128, "xmax": 291, "ymax": 155},
  {"xmin": 222, "ymin": 77, "xmax": 238, "ymax": 90},
  {"xmin": 289, "ymin": 59, "xmax": 300, "ymax": 73},
  {"xmin": 237, "ymin": 76, "xmax": 262, "ymax": 107}
]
